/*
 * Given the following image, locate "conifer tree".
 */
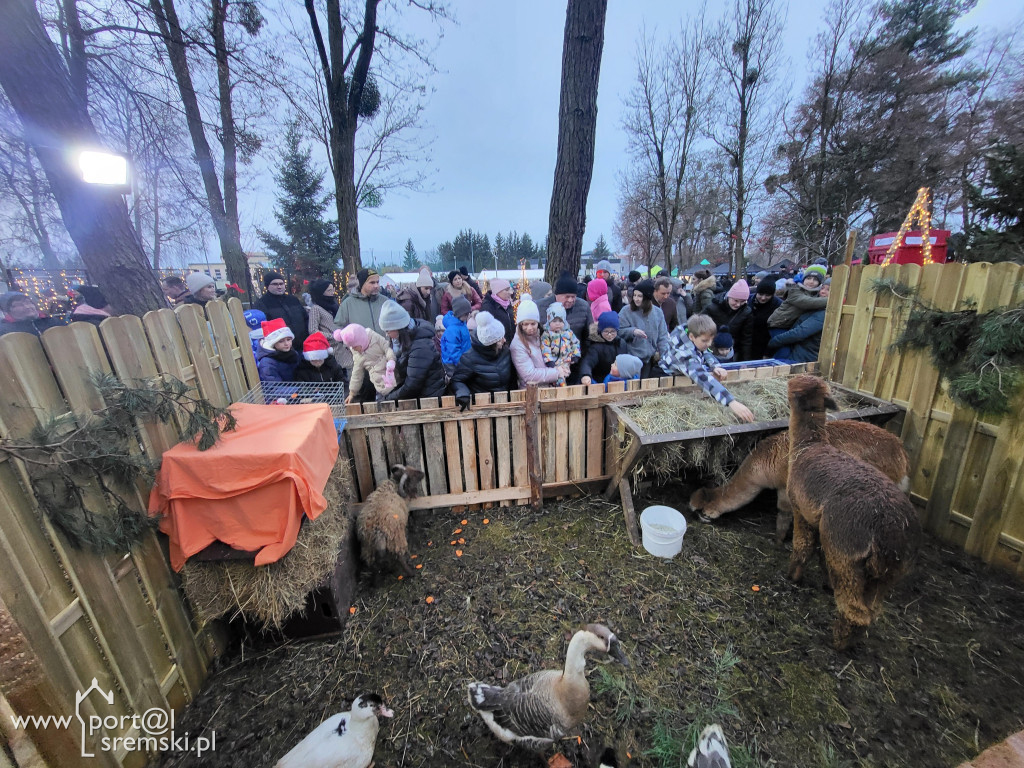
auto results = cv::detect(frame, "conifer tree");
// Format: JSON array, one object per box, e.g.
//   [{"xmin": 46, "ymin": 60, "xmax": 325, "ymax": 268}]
[
  {"xmin": 403, "ymin": 238, "xmax": 419, "ymax": 271},
  {"xmin": 258, "ymin": 123, "xmax": 339, "ymax": 278}
]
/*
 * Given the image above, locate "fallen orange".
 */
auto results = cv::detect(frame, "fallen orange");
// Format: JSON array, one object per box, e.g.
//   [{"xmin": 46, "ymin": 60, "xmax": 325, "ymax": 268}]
[
  {"xmin": 416, "ymin": 564, "xmax": 423, "ymax": 569},
  {"xmin": 483, "ymin": 519, "xmax": 490, "ymax": 524},
  {"xmin": 455, "ymin": 550, "xmax": 463, "ymax": 557},
  {"xmin": 426, "ymin": 596, "xmax": 434, "ymax": 604},
  {"xmin": 461, "ymin": 519, "xmax": 468, "ymax": 525},
  {"xmin": 349, "ymin": 606, "xmax": 356, "ymax": 615},
  {"xmin": 752, "ymin": 585, "xmax": 761, "ymax": 592},
  {"xmin": 458, "ymin": 538, "xmax": 465, "ymax": 544}
]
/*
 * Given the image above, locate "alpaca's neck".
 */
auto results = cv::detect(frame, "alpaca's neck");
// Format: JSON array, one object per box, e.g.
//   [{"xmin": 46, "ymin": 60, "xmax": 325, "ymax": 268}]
[{"xmin": 789, "ymin": 409, "xmax": 827, "ymax": 446}]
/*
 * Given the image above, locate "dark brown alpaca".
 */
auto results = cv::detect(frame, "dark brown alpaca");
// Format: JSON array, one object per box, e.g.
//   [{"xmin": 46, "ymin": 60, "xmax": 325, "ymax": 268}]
[
  {"xmin": 786, "ymin": 375, "xmax": 921, "ymax": 649},
  {"xmin": 690, "ymin": 421, "xmax": 909, "ymax": 544}
]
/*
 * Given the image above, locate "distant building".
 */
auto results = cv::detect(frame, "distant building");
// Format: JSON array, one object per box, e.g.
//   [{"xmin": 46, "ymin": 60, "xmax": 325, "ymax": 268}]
[{"xmin": 186, "ymin": 252, "xmax": 271, "ymax": 289}]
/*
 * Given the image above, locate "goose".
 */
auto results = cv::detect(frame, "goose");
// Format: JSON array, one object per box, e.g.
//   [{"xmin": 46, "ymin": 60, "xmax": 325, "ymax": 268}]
[
  {"xmin": 686, "ymin": 724, "xmax": 730, "ymax": 768},
  {"xmin": 467, "ymin": 623, "xmax": 629, "ymax": 751},
  {"xmin": 275, "ymin": 693, "xmax": 393, "ymax": 768}
]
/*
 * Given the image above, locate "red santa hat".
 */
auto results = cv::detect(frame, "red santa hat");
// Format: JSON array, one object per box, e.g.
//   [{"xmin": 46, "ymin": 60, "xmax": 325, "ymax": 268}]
[
  {"xmin": 260, "ymin": 317, "xmax": 294, "ymax": 350},
  {"xmin": 303, "ymin": 332, "xmax": 331, "ymax": 361}
]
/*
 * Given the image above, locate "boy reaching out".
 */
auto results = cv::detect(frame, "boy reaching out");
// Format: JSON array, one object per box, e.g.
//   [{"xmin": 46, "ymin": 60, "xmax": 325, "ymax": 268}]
[{"xmin": 659, "ymin": 314, "xmax": 755, "ymax": 423}]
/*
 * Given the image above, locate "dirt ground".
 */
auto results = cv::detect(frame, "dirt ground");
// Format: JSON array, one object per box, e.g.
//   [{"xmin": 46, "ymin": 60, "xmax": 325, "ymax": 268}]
[{"xmin": 161, "ymin": 486, "xmax": 1024, "ymax": 768}]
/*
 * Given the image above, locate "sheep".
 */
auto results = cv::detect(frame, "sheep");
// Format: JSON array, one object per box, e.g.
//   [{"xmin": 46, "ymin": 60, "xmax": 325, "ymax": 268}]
[
  {"xmin": 689, "ymin": 421, "xmax": 910, "ymax": 544},
  {"xmin": 356, "ymin": 464, "xmax": 424, "ymax": 579},
  {"xmin": 785, "ymin": 374, "xmax": 921, "ymax": 650}
]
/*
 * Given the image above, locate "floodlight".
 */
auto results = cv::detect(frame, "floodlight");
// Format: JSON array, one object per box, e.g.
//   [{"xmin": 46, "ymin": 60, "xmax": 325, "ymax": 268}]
[{"xmin": 76, "ymin": 149, "xmax": 130, "ymax": 189}]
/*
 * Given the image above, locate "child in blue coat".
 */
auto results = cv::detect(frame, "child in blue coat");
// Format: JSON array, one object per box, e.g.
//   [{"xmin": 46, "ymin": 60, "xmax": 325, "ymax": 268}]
[
  {"xmin": 440, "ymin": 295, "xmax": 473, "ymax": 377},
  {"xmin": 256, "ymin": 318, "xmax": 299, "ymax": 382}
]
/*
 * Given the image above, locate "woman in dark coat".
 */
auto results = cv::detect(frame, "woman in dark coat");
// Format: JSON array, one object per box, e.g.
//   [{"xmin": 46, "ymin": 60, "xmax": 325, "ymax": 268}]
[
  {"xmin": 256, "ymin": 271, "xmax": 309, "ymax": 348},
  {"xmin": 748, "ymin": 276, "xmax": 782, "ymax": 359},
  {"xmin": 705, "ymin": 279, "xmax": 755, "ymax": 361},
  {"xmin": 479, "ymin": 278, "xmax": 516, "ymax": 344},
  {"xmin": 377, "ymin": 301, "xmax": 447, "ymax": 402},
  {"xmin": 451, "ymin": 311, "xmax": 514, "ymax": 410}
]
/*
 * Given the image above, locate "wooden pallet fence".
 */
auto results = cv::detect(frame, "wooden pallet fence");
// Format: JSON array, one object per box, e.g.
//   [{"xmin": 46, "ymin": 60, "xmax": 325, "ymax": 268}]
[
  {"xmin": 0, "ymin": 297, "xmax": 256, "ymax": 767},
  {"xmin": 821, "ymin": 261, "xmax": 1024, "ymax": 579}
]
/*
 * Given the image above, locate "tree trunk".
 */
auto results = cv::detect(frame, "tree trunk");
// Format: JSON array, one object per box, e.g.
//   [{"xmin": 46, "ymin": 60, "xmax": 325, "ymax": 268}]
[
  {"xmin": 544, "ymin": 0, "xmax": 607, "ymax": 284},
  {"xmin": 212, "ymin": 0, "xmax": 241, "ymax": 245},
  {"xmin": 0, "ymin": 0, "xmax": 165, "ymax": 315},
  {"xmin": 149, "ymin": 0, "xmax": 252, "ymax": 297}
]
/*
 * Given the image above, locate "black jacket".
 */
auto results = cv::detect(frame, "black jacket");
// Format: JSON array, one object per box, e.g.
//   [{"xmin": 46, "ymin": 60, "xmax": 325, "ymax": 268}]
[
  {"xmin": 480, "ymin": 293, "xmax": 516, "ymax": 344},
  {"xmin": 384, "ymin": 319, "xmax": 447, "ymax": 402},
  {"xmin": 747, "ymin": 294, "xmax": 782, "ymax": 360},
  {"xmin": 293, "ymin": 355, "xmax": 346, "ymax": 383},
  {"xmin": 452, "ymin": 336, "xmax": 515, "ymax": 400},
  {"xmin": 578, "ymin": 332, "xmax": 628, "ymax": 383},
  {"xmin": 256, "ymin": 293, "xmax": 309, "ymax": 347},
  {"xmin": 705, "ymin": 297, "xmax": 754, "ymax": 361},
  {"xmin": 0, "ymin": 315, "xmax": 66, "ymax": 337}
]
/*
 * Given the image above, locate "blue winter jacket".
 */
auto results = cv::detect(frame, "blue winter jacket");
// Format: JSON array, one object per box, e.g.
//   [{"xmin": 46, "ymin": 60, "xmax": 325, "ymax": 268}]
[
  {"xmin": 256, "ymin": 346, "xmax": 300, "ymax": 382},
  {"xmin": 766, "ymin": 308, "xmax": 826, "ymax": 363},
  {"xmin": 440, "ymin": 312, "xmax": 472, "ymax": 365}
]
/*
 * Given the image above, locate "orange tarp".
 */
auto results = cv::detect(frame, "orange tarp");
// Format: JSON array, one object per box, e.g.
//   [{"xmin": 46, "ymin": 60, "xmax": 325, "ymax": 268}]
[{"xmin": 149, "ymin": 403, "xmax": 339, "ymax": 571}]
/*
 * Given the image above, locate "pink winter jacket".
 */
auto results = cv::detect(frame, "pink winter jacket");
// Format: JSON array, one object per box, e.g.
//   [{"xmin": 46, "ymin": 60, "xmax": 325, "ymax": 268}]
[
  {"xmin": 587, "ymin": 278, "xmax": 612, "ymax": 322},
  {"xmin": 510, "ymin": 332, "xmax": 561, "ymax": 388}
]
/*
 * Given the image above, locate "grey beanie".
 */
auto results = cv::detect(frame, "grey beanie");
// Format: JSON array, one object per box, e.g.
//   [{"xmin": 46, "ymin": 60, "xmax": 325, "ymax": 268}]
[
  {"xmin": 530, "ymin": 280, "xmax": 552, "ymax": 301},
  {"xmin": 451, "ymin": 295, "xmax": 472, "ymax": 319},
  {"xmin": 614, "ymin": 354, "xmax": 643, "ymax": 380},
  {"xmin": 378, "ymin": 300, "xmax": 412, "ymax": 331}
]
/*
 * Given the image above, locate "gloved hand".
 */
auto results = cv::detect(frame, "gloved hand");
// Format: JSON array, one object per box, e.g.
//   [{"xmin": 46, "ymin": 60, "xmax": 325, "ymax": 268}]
[{"xmin": 456, "ymin": 396, "xmax": 471, "ymax": 412}]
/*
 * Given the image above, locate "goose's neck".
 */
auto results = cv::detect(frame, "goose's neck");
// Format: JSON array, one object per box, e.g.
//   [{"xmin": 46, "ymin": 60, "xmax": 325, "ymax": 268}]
[{"xmin": 562, "ymin": 632, "xmax": 594, "ymax": 679}]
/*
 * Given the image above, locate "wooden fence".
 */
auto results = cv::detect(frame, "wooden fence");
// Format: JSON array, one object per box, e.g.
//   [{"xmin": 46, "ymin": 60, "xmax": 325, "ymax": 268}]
[
  {"xmin": 0, "ymin": 298, "xmax": 259, "ymax": 767},
  {"xmin": 819, "ymin": 261, "xmax": 1024, "ymax": 579}
]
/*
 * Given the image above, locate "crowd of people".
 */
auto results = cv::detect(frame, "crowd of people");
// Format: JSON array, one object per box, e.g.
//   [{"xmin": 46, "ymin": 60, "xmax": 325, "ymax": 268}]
[{"xmin": 1, "ymin": 260, "xmax": 833, "ymax": 423}]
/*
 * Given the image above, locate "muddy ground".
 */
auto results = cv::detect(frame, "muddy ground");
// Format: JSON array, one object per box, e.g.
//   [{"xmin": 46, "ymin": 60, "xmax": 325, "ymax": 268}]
[{"xmin": 162, "ymin": 486, "xmax": 1024, "ymax": 768}]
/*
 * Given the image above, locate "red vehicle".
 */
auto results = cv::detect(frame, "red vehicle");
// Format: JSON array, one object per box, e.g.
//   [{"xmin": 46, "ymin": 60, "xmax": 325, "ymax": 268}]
[{"xmin": 867, "ymin": 230, "xmax": 950, "ymax": 265}]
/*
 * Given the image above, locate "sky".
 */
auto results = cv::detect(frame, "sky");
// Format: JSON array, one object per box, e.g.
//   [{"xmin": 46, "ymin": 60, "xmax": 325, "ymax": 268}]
[{"xmin": 236, "ymin": 0, "xmax": 1017, "ymax": 267}]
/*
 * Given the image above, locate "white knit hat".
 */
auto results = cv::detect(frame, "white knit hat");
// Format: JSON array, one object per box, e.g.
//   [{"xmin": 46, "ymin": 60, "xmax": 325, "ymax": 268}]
[
  {"xmin": 515, "ymin": 300, "xmax": 540, "ymax": 325},
  {"xmin": 475, "ymin": 311, "xmax": 505, "ymax": 346},
  {"xmin": 186, "ymin": 271, "xmax": 215, "ymax": 293},
  {"xmin": 378, "ymin": 300, "xmax": 412, "ymax": 331}
]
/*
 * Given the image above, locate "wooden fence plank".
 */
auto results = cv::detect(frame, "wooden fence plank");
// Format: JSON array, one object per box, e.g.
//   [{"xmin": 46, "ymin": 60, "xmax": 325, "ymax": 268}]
[
  {"xmin": 226, "ymin": 297, "xmax": 261, "ymax": 388},
  {"xmin": 856, "ymin": 263, "xmax": 902, "ymax": 395},
  {"xmin": 361, "ymin": 403, "xmax": 390, "ymax": 487},
  {"xmin": 378, "ymin": 401, "xmax": 403, "ymax": 467},
  {"xmin": 509, "ymin": 390, "xmax": 530, "ymax": 506},
  {"xmin": 492, "ymin": 392, "xmax": 512, "ymax": 506},
  {"xmin": 205, "ymin": 300, "xmax": 249, "ymax": 403},
  {"xmin": 586, "ymin": 384, "xmax": 604, "ymax": 478},
  {"xmin": 818, "ymin": 264, "xmax": 849, "ymax": 380},
  {"xmin": 554, "ymin": 388, "xmax": 570, "ymax": 484},
  {"xmin": 398, "ymin": 399, "xmax": 425, "ymax": 477},
  {"xmin": 524, "ymin": 386, "xmax": 542, "ymax": 508},
  {"xmin": 345, "ymin": 407, "xmax": 375, "ymax": 502},
  {"xmin": 459, "ymin": 403, "xmax": 480, "ymax": 494},
  {"xmin": 541, "ymin": 388, "xmax": 557, "ymax": 484},
  {"xmin": 418, "ymin": 397, "xmax": 448, "ymax": 497},
  {"xmin": 475, "ymin": 393, "xmax": 496, "ymax": 508},
  {"xmin": 840, "ymin": 264, "xmax": 881, "ymax": 391},
  {"xmin": 830, "ymin": 264, "xmax": 863, "ymax": 384},
  {"xmin": 874, "ymin": 263, "xmax": 922, "ymax": 402},
  {"xmin": 441, "ymin": 396, "xmax": 464, "ymax": 500},
  {"xmin": 567, "ymin": 385, "xmax": 586, "ymax": 482},
  {"xmin": 174, "ymin": 304, "xmax": 228, "ymax": 407}
]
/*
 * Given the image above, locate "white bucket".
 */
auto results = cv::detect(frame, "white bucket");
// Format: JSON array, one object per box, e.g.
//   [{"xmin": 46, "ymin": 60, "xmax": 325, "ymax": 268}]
[{"xmin": 639, "ymin": 506, "xmax": 687, "ymax": 558}]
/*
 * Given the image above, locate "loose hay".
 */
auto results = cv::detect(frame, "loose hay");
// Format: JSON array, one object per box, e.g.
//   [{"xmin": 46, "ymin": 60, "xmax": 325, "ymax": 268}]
[
  {"xmin": 180, "ymin": 462, "xmax": 353, "ymax": 630},
  {"xmin": 623, "ymin": 378, "xmax": 864, "ymax": 484}
]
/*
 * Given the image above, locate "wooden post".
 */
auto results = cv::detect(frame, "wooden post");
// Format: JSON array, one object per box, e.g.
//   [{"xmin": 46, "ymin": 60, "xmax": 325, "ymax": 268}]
[
  {"xmin": 524, "ymin": 385, "xmax": 543, "ymax": 509},
  {"xmin": 843, "ymin": 229, "xmax": 858, "ymax": 267}
]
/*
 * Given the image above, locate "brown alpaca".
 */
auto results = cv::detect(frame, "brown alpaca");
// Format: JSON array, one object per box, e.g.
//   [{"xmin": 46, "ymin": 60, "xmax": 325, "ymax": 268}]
[
  {"xmin": 690, "ymin": 421, "xmax": 910, "ymax": 543},
  {"xmin": 786, "ymin": 375, "xmax": 921, "ymax": 650},
  {"xmin": 356, "ymin": 464, "xmax": 424, "ymax": 578}
]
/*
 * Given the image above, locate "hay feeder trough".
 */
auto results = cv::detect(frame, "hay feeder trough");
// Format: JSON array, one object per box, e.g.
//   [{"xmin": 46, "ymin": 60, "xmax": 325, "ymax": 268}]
[{"xmin": 603, "ymin": 376, "xmax": 904, "ymax": 546}]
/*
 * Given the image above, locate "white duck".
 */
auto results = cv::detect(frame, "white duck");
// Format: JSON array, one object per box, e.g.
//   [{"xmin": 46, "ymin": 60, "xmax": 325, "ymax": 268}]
[
  {"xmin": 275, "ymin": 693, "xmax": 393, "ymax": 768},
  {"xmin": 686, "ymin": 724, "xmax": 731, "ymax": 768},
  {"xmin": 467, "ymin": 623, "xmax": 629, "ymax": 751}
]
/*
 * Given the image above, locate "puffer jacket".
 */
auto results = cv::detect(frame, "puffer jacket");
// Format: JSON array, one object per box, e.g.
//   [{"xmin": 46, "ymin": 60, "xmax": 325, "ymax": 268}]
[
  {"xmin": 440, "ymin": 312, "xmax": 472, "ymax": 365},
  {"xmin": 748, "ymin": 294, "xmax": 782, "ymax": 359},
  {"xmin": 383, "ymin": 319, "xmax": 447, "ymax": 402},
  {"xmin": 293, "ymin": 355, "xmax": 346, "ymax": 383},
  {"xmin": 578, "ymin": 326, "xmax": 628, "ymax": 383},
  {"xmin": 480, "ymin": 293, "xmax": 515, "ymax": 344},
  {"xmin": 537, "ymin": 296, "xmax": 592, "ymax": 356},
  {"xmin": 767, "ymin": 308, "xmax": 826, "ymax": 363},
  {"xmin": 349, "ymin": 329, "xmax": 395, "ymax": 397},
  {"xmin": 705, "ymin": 297, "xmax": 754, "ymax": 361},
  {"xmin": 509, "ymin": 332, "xmax": 562, "ymax": 388},
  {"xmin": 256, "ymin": 346, "xmax": 300, "ymax": 382},
  {"xmin": 334, "ymin": 291, "xmax": 390, "ymax": 336},
  {"xmin": 307, "ymin": 303, "xmax": 351, "ymax": 369},
  {"xmin": 452, "ymin": 336, "xmax": 515, "ymax": 400},
  {"xmin": 693, "ymin": 275, "xmax": 718, "ymax": 314},
  {"xmin": 768, "ymin": 284, "xmax": 829, "ymax": 329},
  {"xmin": 618, "ymin": 304, "xmax": 669, "ymax": 364}
]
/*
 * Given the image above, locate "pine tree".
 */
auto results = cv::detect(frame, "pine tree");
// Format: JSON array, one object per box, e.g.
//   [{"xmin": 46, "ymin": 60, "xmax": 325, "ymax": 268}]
[
  {"xmin": 403, "ymin": 238, "xmax": 419, "ymax": 271},
  {"xmin": 258, "ymin": 123, "xmax": 339, "ymax": 278},
  {"xmin": 965, "ymin": 143, "xmax": 1024, "ymax": 262},
  {"xmin": 592, "ymin": 234, "xmax": 611, "ymax": 261}
]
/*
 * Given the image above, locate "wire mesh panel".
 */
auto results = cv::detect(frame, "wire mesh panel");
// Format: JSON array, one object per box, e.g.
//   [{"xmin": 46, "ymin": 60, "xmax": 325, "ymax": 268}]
[{"xmin": 239, "ymin": 381, "xmax": 349, "ymax": 416}]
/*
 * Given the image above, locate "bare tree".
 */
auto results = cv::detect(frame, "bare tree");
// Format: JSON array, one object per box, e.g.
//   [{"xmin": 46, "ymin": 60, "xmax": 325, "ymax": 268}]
[
  {"xmin": 545, "ymin": 0, "xmax": 608, "ymax": 283},
  {"xmin": 708, "ymin": 0, "xmax": 785, "ymax": 273},
  {"xmin": 0, "ymin": 0, "xmax": 166, "ymax": 314},
  {"xmin": 621, "ymin": 11, "xmax": 711, "ymax": 274},
  {"xmin": 614, "ymin": 170, "xmax": 663, "ymax": 271}
]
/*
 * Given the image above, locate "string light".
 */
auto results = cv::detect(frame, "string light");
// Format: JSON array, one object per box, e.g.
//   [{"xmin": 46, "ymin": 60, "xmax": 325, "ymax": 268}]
[{"xmin": 881, "ymin": 187, "xmax": 934, "ymax": 267}]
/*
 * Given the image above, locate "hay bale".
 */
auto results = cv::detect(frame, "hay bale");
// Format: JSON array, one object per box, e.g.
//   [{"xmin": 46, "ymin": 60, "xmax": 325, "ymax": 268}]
[
  {"xmin": 180, "ymin": 461, "xmax": 354, "ymax": 630},
  {"xmin": 622, "ymin": 378, "xmax": 862, "ymax": 485}
]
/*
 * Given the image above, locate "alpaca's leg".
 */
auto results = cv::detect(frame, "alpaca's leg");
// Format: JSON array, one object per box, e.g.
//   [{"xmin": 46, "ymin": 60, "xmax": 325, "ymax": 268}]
[
  {"xmin": 829, "ymin": 559, "xmax": 872, "ymax": 650},
  {"xmin": 775, "ymin": 489, "xmax": 793, "ymax": 545},
  {"xmin": 787, "ymin": 506, "xmax": 816, "ymax": 583}
]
